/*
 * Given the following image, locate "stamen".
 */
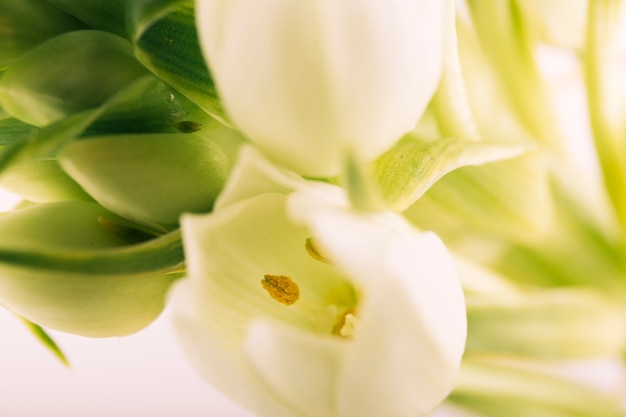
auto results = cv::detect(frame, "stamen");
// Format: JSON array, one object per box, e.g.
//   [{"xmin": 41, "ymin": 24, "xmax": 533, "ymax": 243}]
[
  {"xmin": 261, "ymin": 274, "xmax": 300, "ymax": 306},
  {"xmin": 339, "ymin": 313, "xmax": 358, "ymax": 338},
  {"xmin": 333, "ymin": 308, "xmax": 359, "ymax": 338},
  {"xmin": 305, "ymin": 237, "xmax": 333, "ymax": 264}
]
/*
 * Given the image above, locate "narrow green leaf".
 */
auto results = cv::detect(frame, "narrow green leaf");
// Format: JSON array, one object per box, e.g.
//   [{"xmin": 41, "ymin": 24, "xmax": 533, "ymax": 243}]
[
  {"xmin": 129, "ymin": 0, "xmax": 227, "ymax": 122},
  {"xmin": 19, "ymin": 317, "xmax": 69, "ymax": 367}
]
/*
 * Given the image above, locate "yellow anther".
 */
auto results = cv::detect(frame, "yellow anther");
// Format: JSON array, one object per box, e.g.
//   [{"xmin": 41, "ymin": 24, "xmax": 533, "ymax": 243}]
[
  {"xmin": 261, "ymin": 274, "xmax": 300, "ymax": 306},
  {"xmin": 305, "ymin": 237, "xmax": 333, "ymax": 264},
  {"xmin": 339, "ymin": 313, "xmax": 358, "ymax": 338}
]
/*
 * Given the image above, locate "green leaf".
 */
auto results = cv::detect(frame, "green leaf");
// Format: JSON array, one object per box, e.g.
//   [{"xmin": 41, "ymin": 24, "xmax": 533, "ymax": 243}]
[
  {"xmin": 0, "ymin": 201, "xmax": 184, "ymax": 337},
  {"xmin": 0, "ymin": 117, "xmax": 38, "ymax": 146},
  {"xmin": 0, "ymin": 201, "xmax": 184, "ymax": 273},
  {"xmin": 19, "ymin": 317, "xmax": 69, "ymax": 367},
  {"xmin": 0, "ymin": 159, "xmax": 92, "ymax": 203},
  {"xmin": 83, "ymin": 75, "xmax": 214, "ymax": 136},
  {"xmin": 59, "ymin": 132, "xmax": 229, "ymax": 226},
  {"xmin": 0, "ymin": 0, "xmax": 86, "ymax": 67},
  {"xmin": 0, "ymin": 30, "xmax": 148, "ymax": 126},
  {"xmin": 128, "ymin": 0, "xmax": 228, "ymax": 122},
  {"xmin": 450, "ymin": 359, "xmax": 625, "ymax": 417},
  {"xmin": 0, "ymin": 109, "xmax": 103, "ymax": 176},
  {"xmin": 46, "ymin": 0, "xmax": 128, "ymax": 38},
  {"xmin": 373, "ymin": 134, "xmax": 533, "ymax": 211},
  {"xmin": 0, "ymin": 74, "xmax": 188, "ymax": 177}
]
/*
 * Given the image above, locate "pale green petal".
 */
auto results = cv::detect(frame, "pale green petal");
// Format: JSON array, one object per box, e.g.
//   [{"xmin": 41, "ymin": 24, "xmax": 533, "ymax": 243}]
[
  {"xmin": 518, "ymin": 0, "xmax": 588, "ymax": 48},
  {"xmin": 244, "ymin": 320, "xmax": 345, "ymax": 417},
  {"xmin": 466, "ymin": 289, "xmax": 626, "ymax": 358},
  {"xmin": 0, "ymin": 202, "xmax": 181, "ymax": 336},
  {"xmin": 405, "ymin": 153, "xmax": 554, "ymax": 244},
  {"xmin": 215, "ymin": 146, "xmax": 308, "ymax": 210},
  {"xmin": 453, "ymin": 255, "xmax": 523, "ymax": 296},
  {"xmin": 59, "ymin": 133, "xmax": 229, "ymax": 226},
  {"xmin": 429, "ymin": 0, "xmax": 480, "ymax": 142},
  {"xmin": 0, "ymin": 30, "xmax": 147, "ymax": 126},
  {"xmin": 0, "ymin": 201, "xmax": 126, "ymax": 250},
  {"xmin": 374, "ymin": 135, "xmax": 533, "ymax": 211},
  {"xmin": 585, "ymin": 0, "xmax": 626, "ymax": 232}
]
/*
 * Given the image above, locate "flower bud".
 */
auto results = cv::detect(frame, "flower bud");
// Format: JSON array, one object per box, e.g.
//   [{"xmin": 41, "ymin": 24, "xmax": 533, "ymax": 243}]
[{"xmin": 196, "ymin": 0, "xmax": 447, "ymax": 176}]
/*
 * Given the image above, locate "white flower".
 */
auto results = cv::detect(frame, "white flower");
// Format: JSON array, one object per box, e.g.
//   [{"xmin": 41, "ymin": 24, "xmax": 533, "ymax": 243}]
[
  {"xmin": 196, "ymin": 0, "xmax": 447, "ymax": 176},
  {"xmin": 171, "ymin": 147, "xmax": 466, "ymax": 417}
]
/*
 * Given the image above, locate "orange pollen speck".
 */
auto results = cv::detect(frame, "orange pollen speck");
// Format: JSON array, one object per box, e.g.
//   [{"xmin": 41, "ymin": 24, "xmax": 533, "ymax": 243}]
[{"xmin": 261, "ymin": 274, "xmax": 300, "ymax": 306}]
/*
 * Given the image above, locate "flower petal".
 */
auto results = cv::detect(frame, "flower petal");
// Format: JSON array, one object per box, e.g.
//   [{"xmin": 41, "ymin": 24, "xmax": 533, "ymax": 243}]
[
  {"xmin": 244, "ymin": 319, "xmax": 345, "ymax": 417},
  {"xmin": 337, "ymin": 235, "xmax": 466, "ymax": 417},
  {"xmin": 181, "ymin": 193, "xmax": 349, "ymax": 347},
  {"xmin": 215, "ymin": 146, "xmax": 307, "ymax": 210},
  {"xmin": 197, "ymin": 0, "xmax": 446, "ymax": 176},
  {"xmin": 291, "ymin": 197, "xmax": 466, "ymax": 417},
  {"xmin": 173, "ymin": 284, "xmax": 301, "ymax": 417}
]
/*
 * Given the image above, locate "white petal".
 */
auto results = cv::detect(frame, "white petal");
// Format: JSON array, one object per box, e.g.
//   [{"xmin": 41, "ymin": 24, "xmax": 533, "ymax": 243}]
[
  {"xmin": 215, "ymin": 146, "xmax": 307, "ymax": 210},
  {"xmin": 197, "ymin": 0, "xmax": 446, "ymax": 176},
  {"xmin": 291, "ymin": 199, "xmax": 466, "ymax": 417},
  {"xmin": 181, "ymin": 193, "xmax": 350, "ymax": 346},
  {"xmin": 244, "ymin": 319, "xmax": 345, "ymax": 417},
  {"xmin": 172, "ymin": 282, "xmax": 301, "ymax": 417},
  {"xmin": 337, "ymin": 235, "xmax": 466, "ymax": 417}
]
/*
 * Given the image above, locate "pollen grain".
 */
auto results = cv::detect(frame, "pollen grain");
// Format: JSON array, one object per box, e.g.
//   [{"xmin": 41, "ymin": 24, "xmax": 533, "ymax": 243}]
[{"xmin": 261, "ymin": 274, "xmax": 300, "ymax": 306}]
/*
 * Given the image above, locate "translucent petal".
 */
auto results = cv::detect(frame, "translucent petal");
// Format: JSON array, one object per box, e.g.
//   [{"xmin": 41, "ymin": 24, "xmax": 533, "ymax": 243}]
[
  {"xmin": 197, "ymin": 0, "xmax": 446, "ymax": 176},
  {"xmin": 244, "ymin": 320, "xmax": 345, "ymax": 417}
]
